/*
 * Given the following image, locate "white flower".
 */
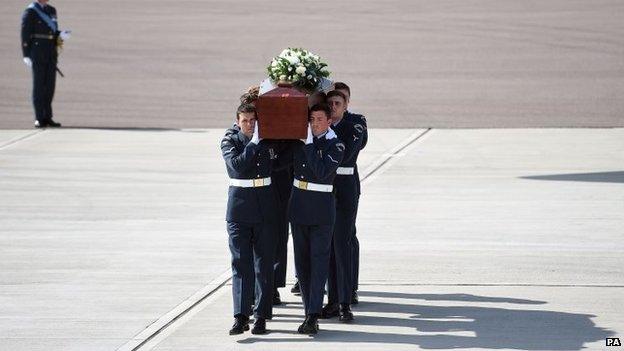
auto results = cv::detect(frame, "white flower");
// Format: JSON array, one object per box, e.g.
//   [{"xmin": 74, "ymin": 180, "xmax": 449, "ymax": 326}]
[
  {"xmin": 279, "ymin": 75, "xmax": 287, "ymax": 81},
  {"xmin": 296, "ymin": 66, "xmax": 306, "ymax": 75},
  {"xmin": 271, "ymin": 60, "xmax": 278, "ymax": 67},
  {"xmin": 285, "ymin": 55, "xmax": 299, "ymax": 65}
]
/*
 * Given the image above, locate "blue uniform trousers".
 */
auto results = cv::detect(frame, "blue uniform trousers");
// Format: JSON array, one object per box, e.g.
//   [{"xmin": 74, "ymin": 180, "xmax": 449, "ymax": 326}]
[
  {"xmin": 227, "ymin": 221, "xmax": 276, "ymax": 319},
  {"xmin": 327, "ymin": 195, "xmax": 358, "ymax": 304},
  {"xmin": 292, "ymin": 223, "xmax": 333, "ymax": 315},
  {"xmin": 31, "ymin": 52, "xmax": 57, "ymax": 123},
  {"xmin": 351, "ymin": 195, "xmax": 360, "ymax": 293},
  {"xmin": 272, "ymin": 168, "xmax": 292, "ymax": 288}
]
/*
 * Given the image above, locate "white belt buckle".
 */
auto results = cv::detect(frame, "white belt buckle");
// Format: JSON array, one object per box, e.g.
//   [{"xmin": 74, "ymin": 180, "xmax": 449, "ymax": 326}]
[{"xmin": 253, "ymin": 178, "xmax": 264, "ymax": 187}]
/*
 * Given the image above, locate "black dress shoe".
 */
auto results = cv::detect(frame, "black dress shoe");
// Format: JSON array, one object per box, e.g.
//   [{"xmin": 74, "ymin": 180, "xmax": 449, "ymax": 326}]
[
  {"xmin": 273, "ymin": 289, "xmax": 282, "ymax": 305},
  {"xmin": 298, "ymin": 314, "xmax": 319, "ymax": 334},
  {"xmin": 47, "ymin": 120, "xmax": 61, "ymax": 127},
  {"xmin": 352, "ymin": 291, "xmax": 359, "ymax": 305},
  {"xmin": 339, "ymin": 304, "xmax": 354, "ymax": 322},
  {"xmin": 229, "ymin": 315, "xmax": 249, "ymax": 335},
  {"xmin": 290, "ymin": 280, "xmax": 301, "ymax": 295},
  {"xmin": 34, "ymin": 120, "xmax": 47, "ymax": 128},
  {"xmin": 251, "ymin": 318, "xmax": 267, "ymax": 335},
  {"xmin": 320, "ymin": 303, "xmax": 339, "ymax": 319}
]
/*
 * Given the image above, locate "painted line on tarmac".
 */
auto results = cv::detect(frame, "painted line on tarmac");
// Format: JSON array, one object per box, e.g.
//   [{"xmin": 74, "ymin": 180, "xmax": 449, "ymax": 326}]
[
  {"xmin": 0, "ymin": 130, "xmax": 45, "ymax": 151},
  {"xmin": 118, "ymin": 128, "xmax": 431, "ymax": 351}
]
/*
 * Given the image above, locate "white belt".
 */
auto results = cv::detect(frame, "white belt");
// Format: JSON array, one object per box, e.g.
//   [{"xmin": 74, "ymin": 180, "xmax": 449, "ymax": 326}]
[
  {"xmin": 293, "ymin": 179, "xmax": 333, "ymax": 192},
  {"xmin": 229, "ymin": 177, "xmax": 271, "ymax": 188},
  {"xmin": 336, "ymin": 167, "xmax": 355, "ymax": 175}
]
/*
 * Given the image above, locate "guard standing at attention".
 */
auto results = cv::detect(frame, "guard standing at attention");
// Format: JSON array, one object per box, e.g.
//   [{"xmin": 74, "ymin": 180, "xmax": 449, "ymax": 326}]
[
  {"xmin": 288, "ymin": 103, "xmax": 344, "ymax": 334},
  {"xmin": 221, "ymin": 104, "xmax": 279, "ymax": 336},
  {"xmin": 321, "ymin": 90, "xmax": 363, "ymax": 321},
  {"xmin": 21, "ymin": 0, "xmax": 71, "ymax": 128}
]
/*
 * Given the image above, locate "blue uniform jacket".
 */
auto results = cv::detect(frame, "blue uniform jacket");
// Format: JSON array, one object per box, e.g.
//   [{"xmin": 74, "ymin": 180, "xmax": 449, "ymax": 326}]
[
  {"xmin": 340, "ymin": 113, "xmax": 366, "ymax": 194},
  {"xmin": 344, "ymin": 111, "xmax": 367, "ymax": 150},
  {"xmin": 21, "ymin": 3, "xmax": 59, "ymax": 59},
  {"xmin": 333, "ymin": 119, "xmax": 364, "ymax": 205},
  {"xmin": 221, "ymin": 128, "xmax": 279, "ymax": 224},
  {"xmin": 287, "ymin": 134, "xmax": 345, "ymax": 226}
]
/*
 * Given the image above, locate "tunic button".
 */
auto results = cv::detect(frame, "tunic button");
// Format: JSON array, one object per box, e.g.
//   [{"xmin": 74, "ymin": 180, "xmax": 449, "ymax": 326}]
[
  {"xmin": 303, "ymin": 164, "xmax": 306, "ymax": 167},
  {"xmin": 300, "ymin": 175, "xmax": 304, "ymax": 179},
  {"xmin": 256, "ymin": 163, "xmax": 260, "ymax": 166}
]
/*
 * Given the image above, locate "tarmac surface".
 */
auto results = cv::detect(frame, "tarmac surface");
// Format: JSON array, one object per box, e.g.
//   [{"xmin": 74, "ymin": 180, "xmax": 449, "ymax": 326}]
[
  {"xmin": 1, "ymin": 0, "xmax": 623, "ymax": 129},
  {"xmin": 1, "ymin": 127, "xmax": 623, "ymax": 350}
]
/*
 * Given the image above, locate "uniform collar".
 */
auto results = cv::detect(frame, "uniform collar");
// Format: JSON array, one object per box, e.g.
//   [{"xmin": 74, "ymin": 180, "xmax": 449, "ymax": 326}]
[{"xmin": 314, "ymin": 130, "xmax": 328, "ymax": 140}]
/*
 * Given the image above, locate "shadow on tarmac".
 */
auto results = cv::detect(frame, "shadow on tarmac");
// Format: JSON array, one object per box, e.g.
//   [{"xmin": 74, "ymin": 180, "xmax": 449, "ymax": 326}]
[
  {"xmin": 358, "ymin": 292, "xmax": 547, "ymax": 305},
  {"xmin": 242, "ymin": 292, "xmax": 613, "ymax": 350},
  {"xmin": 520, "ymin": 171, "xmax": 624, "ymax": 184}
]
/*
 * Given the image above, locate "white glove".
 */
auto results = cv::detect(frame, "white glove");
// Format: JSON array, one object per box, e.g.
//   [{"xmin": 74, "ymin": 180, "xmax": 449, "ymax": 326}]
[
  {"xmin": 23, "ymin": 57, "xmax": 32, "ymax": 67},
  {"xmin": 305, "ymin": 123, "xmax": 313, "ymax": 144},
  {"xmin": 60, "ymin": 30, "xmax": 72, "ymax": 41},
  {"xmin": 250, "ymin": 121, "xmax": 261, "ymax": 144}
]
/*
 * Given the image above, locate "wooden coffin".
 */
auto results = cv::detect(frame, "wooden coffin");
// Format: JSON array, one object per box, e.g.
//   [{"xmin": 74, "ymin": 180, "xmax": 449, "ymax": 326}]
[{"xmin": 256, "ymin": 84, "xmax": 308, "ymax": 139}]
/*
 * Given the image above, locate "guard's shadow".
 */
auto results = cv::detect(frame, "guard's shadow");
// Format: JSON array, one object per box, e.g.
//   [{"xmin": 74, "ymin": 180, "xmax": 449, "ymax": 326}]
[{"xmin": 241, "ymin": 291, "xmax": 613, "ymax": 349}]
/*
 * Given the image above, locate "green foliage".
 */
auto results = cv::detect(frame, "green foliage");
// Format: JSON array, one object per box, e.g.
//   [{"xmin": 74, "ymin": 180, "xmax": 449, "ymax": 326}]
[{"xmin": 267, "ymin": 48, "xmax": 331, "ymax": 92}]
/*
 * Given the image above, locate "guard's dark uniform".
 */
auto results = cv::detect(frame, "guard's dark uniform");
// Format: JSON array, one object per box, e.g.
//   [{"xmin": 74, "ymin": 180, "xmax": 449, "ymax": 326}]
[
  {"xmin": 343, "ymin": 110, "xmax": 367, "ymax": 294},
  {"xmin": 327, "ymin": 119, "xmax": 363, "ymax": 306},
  {"xmin": 288, "ymin": 134, "xmax": 344, "ymax": 316},
  {"xmin": 21, "ymin": 3, "xmax": 60, "ymax": 125},
  {"xmin": 221, "ymin": 128, "xmax": 279, "ymax": 319}
]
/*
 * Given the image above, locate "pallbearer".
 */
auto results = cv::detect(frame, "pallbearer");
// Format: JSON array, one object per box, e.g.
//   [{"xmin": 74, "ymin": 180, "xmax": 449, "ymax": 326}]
[
  {"xmin": 221, "ymin": 104, "xmax": 279, "ymax": 335},
  {"xmin": 290, "ymin": 90, "xmax": 328, "ymax": 296},
  {"xmin": 288, "ymin": 104, "xmax": 344, "ymax": 334},
  {"xmin": 321, "ymin": 91, "xmax": 363, "ymax": 321},
  {"xmin": 239, "ymin": 86, "xmax": 291, "ymax": 306},
  {"xmin": 332, "ymin": 82, "xmax": 368, "ymax": 304}
]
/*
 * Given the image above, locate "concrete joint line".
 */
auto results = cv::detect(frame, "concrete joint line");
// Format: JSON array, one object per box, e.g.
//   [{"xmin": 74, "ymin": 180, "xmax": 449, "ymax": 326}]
[
  {"xmin": 119, "ymin": 128, "xmax": 431, "ymax": 351},
  {"xmin": 116, "ymin": 269, "xmax": 231, "ymax": 351},
  {"xmin": 0, "ymin": 130, "xmax": 45, "ymax": 151},
  {"xmin": 361, "ymin": 128, "xmax": 432, "ymax": 185}
]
